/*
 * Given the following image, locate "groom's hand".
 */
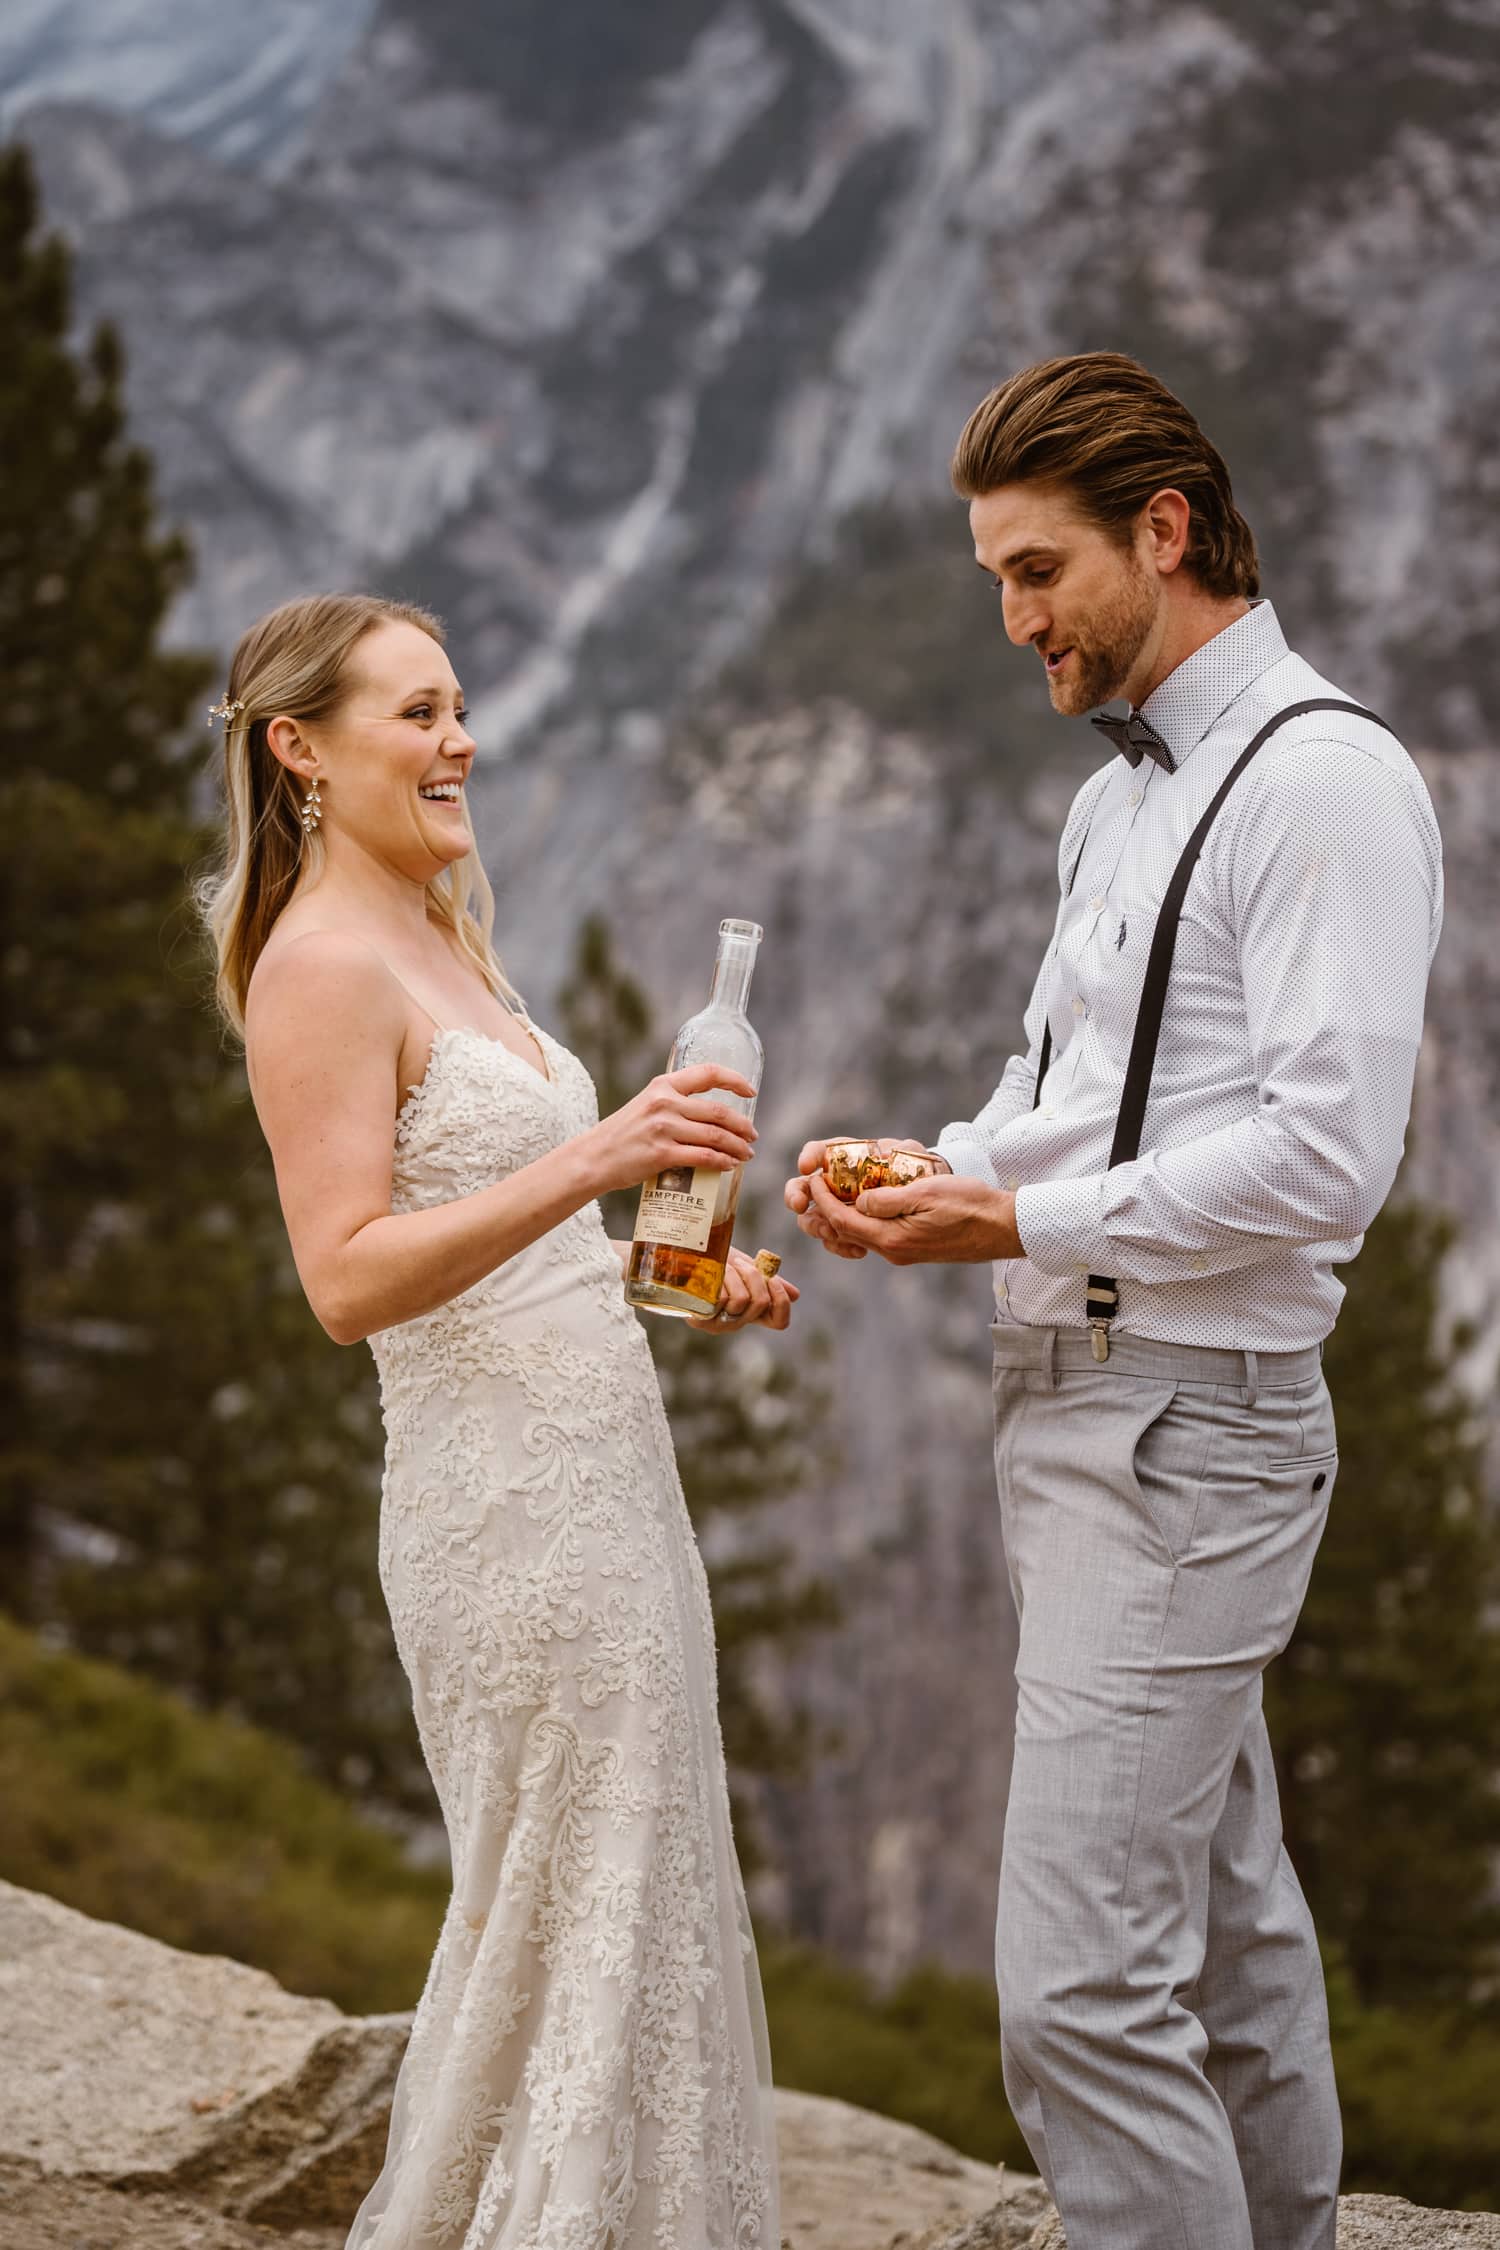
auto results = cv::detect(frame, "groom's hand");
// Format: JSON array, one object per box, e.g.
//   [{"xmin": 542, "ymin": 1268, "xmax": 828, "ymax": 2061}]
[
  {"xmin": 786, "ymin": 1139, "xmax": 1022, "ymax": 1265},
  {"xmin": 784, "ymin": 1136, "xmax": 864, "ymax": 1259},
  {"xmin": 784, "ymin": 1136, "xmax": 932, "ymax": 1261},
  {"xmin": 800, "ymin": 1166, "xmax": 1022, "ymax": 1266}
]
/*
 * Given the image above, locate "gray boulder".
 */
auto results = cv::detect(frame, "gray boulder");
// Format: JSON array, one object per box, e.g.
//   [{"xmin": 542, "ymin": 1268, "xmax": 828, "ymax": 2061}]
[
  {"xmin": 960, "ymin": 2194, "xmax": 1500, "ymax": 2250},
  {"xmin": 0, "ymin": 1879, "xmax": 1031, "ymax": 2249},
  {"xmin": 774, "ymin": 2086, "xmax": 1050, "ymax": 2248},
  {"xmin": 0, "ymin": 1879, "xmax": 406, "ymax": 2231},
  {"xmin": 2, "ymin": 1880, "xmax": 1494, "ymax": 2249}
]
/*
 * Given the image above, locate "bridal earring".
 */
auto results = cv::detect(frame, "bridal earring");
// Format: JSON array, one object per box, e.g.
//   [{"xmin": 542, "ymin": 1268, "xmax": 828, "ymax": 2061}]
[{"xmin": 300, "ymin": 774, "xmax": 323, "ymax": 836}]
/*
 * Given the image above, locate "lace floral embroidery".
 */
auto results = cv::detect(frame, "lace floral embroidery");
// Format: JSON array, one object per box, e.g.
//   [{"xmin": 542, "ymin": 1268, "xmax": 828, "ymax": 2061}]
[{"xmin": 351, "ymin": 1025, "xmax": 775, "ymax": 2250}]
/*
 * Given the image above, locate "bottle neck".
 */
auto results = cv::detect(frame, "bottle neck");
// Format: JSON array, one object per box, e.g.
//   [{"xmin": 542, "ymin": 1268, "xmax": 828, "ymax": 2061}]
[{"xmin": 708, "ymin": 938, "xmax": 758, "ymax": 1016}]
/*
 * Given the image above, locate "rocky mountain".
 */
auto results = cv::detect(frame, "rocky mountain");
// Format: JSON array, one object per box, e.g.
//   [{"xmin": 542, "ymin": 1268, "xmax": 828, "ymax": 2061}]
[
  {"xmin": 0, "ymin": 0, "xmax": 375, "ymax": 169},
  {"xmin": 6, "ymin": 0, "xmax": 1499, "ymax": 1977}
]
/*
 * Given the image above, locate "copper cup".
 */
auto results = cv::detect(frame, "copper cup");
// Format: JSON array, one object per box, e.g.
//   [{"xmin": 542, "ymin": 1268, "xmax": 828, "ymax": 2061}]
[{"xmin": 820, "ymin": 1137, "xmax": 939, "ymax": 1206}]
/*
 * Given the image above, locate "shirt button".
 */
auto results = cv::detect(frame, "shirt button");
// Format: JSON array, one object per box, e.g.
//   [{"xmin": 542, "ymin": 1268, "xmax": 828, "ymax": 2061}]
[
  {"xmin": 1089, "ymin": 895, "xmax": 1105, "ymax": 913},
  {"xmin": 1004, "ymin": 1176, "xmax": 1020, "ymax": 1191},
  {"xmin": 1072, "ymin": 996, "xmax": 1085, "ymax": 1017},
  {"xmin": 1128, "ymin": 788, "xmax": 1143, "ymax": 809}
]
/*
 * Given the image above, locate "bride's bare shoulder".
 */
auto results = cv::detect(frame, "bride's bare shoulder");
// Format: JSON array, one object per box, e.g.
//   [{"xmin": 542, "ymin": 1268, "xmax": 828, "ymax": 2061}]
[{"xmin": 246, "ymin": 926, "xmax": 403, "ymax": 1059}]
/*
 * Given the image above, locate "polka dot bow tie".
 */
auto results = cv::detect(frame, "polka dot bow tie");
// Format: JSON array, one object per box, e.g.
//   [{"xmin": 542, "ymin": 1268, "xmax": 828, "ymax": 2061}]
[{"xmin": 1089, "ymin": 709, "xmax": 1177, "ymax": 773}]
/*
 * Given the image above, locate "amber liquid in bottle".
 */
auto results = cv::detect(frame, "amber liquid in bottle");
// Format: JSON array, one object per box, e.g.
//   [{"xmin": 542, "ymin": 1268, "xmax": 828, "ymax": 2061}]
[
  {"xmin": 625, "ymin": 920, "xmax": 763, "ymax": 1320},
  {"xmin": 626, "ymin": 1203, "xmax": 741, "ymax": 1317}
]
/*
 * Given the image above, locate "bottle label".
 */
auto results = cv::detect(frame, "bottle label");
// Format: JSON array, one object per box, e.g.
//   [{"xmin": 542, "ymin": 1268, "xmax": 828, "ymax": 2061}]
[{"xmin": 633, "ymin": 1166, "xmax": 723, "ymax": 1252}]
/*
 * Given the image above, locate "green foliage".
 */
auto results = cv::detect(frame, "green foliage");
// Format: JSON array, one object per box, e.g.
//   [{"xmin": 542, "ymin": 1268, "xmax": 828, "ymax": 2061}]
[
  {"xmin": 761, "ymin": 1939, "xmax": 1033, "ymax": 2173},
  {"xmin": 1323, "ymin": 1949, "xmax": 1500, "ymax": 2214},
  {"xmin": 47, "ymin": 1036, "xmax": 426, "ymax": 1807},
  {"xmin": 555, "ymin": 913, "xmax": 653, "ymax": 1242},
  {"xmin": 0, "ymin": 143, "xmax": 209, "ymax": 1611},
  {"xmin": 653, "ymin": 1303, "xmax": 839, "ymax": 1842},
  {"xmin": 0, "ymin": 144, "xmax": 424, "ymax": 1814},
  {"xmin": 0, "ymin": 1615, "xmax": 445, "ymax": 2013},
  {"xmin": 554, "ymin": 914, "xmax": 838, "ymax": 1865},
  {"xmin": 764, "ymin": 1934, "xmax": 1500, "ymax": 2214},
  {"xmin": 1267, "ymin": 1199, "xmax": 1500, "ymax": 2008}
]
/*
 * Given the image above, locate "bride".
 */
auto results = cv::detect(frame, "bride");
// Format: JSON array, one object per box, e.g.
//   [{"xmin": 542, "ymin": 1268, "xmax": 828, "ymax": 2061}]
[{"xmin": 199, "ymin": 591, "xmax": 791, "ymax": 2249}]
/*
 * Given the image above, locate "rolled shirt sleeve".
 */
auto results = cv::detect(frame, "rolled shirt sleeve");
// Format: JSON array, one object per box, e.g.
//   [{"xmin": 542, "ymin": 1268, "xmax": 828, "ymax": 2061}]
[{"xmin": 1015, "ymin": 745, "xmax": 1441, "ymax": 1283}]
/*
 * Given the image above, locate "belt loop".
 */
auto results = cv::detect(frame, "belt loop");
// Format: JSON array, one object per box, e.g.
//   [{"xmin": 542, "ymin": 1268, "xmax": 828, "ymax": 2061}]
[
  {"xmin": 1024, "ymin": 1329, "xmax": 1060, "ymax": 1395},
  {"xmin": 1243, "ymin": 1349, "xmax": 1259, "ymax": 1407}
]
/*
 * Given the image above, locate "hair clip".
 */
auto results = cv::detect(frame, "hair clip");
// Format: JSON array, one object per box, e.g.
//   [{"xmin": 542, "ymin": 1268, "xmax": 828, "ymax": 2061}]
[{"xmin": 207, "ymin": 693, "xmax": 246, "ymax": 726}]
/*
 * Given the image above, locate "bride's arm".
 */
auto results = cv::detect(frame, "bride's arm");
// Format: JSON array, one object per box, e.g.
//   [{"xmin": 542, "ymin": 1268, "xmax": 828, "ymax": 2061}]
[{"xmin": 245, "ymin": 935, "xmax": 756, "ymax": 1346}]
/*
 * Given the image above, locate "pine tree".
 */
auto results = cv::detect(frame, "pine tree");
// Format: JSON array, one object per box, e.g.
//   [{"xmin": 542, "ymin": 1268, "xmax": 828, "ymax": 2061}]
[
  {"xmin": 0, "ymin": 142, "xmax": 207, "ymax": 1617},
  {"xmin": 1265, "ymin": 1198, "xmax": 1500, "ymax": 2008},
  {"xmin": 556, "ymin": 913, "xmax": 838, "ymax": 1862},
  {"xmin": 556, "ymin": 915, "xmax": 653, "ymax": 1241},
  {"xmin": 0, "ymin": 144, "xmax": 425, "ymax": 1809}
]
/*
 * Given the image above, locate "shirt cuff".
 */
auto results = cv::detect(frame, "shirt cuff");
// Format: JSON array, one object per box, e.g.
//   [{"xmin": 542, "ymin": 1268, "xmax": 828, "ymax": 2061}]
[
  {"xmin": 1014, "ymin": 1175, "xmax": 1115, "ymax": 1278},
  {"xmin": 932, "ymin": 1130, "xmax": 998, "ymax": 1186}
]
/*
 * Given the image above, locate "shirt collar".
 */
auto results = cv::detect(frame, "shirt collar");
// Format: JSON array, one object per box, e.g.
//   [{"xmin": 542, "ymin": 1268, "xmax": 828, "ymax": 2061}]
[{"xmin": 1137, "ymin": 599, "xmax": 1288, "ymax": 770}]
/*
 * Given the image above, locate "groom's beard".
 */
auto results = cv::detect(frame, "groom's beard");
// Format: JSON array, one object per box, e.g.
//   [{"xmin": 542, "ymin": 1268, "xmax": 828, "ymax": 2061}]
[{"xmin": 1047, "ymin": 556, "xmax": 1158, "ymax": 716}]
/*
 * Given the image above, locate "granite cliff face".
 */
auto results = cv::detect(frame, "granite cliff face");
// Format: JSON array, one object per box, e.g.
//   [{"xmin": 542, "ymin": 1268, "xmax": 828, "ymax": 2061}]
[
  {"xmin": 15, "ymin": 1, "xmax": 1500, "ymax": 733},
  {"xmin": 7, "ymin": 0, "xmax": 1499, "ymax": 1976}
]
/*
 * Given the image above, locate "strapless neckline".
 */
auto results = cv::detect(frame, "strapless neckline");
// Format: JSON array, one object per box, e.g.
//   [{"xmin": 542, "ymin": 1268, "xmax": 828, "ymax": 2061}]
[{"xmin": 397, "ymin": 1022, "xmax": 557, "ymax": 1138}]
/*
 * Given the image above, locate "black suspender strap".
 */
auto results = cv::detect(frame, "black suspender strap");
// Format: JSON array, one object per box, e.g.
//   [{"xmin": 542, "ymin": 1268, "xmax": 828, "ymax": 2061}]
[{"xmin": 1029, "ymin": 699, "xmax": 1396, "ymax": 1359}]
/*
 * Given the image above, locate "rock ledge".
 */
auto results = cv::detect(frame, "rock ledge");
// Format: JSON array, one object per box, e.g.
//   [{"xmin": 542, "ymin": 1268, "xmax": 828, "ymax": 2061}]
[{"xmin": 1, "ymin": 1882, "xmax": 1493, "ymax": 2249}]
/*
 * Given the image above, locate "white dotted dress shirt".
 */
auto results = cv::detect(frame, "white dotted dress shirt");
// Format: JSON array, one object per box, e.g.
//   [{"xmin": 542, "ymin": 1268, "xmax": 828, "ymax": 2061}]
[{"xmin": 936, "ymin": 601, "xmax": 1444, "ymax": 1351}]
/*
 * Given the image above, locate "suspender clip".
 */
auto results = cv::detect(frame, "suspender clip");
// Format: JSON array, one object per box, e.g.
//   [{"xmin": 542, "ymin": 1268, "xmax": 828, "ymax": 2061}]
[{"xmin": 1085, "ymin": 1277, "xmax": 1118, "ymax": 1362}]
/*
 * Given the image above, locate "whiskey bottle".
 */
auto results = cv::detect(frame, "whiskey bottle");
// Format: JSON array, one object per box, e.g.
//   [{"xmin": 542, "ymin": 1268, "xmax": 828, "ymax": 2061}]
[{"xmin": 625, "ymin": 918, "xmax": 764, "ymax": 1319}]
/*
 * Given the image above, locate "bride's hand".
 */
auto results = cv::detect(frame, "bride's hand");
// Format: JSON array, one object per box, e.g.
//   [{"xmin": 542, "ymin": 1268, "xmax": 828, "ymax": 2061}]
[
  {"xmin": 688, "ymin": 1246, "xmax": 800, "ymax": 1335},
  {"xmin": 589, "ymin": 1064, "xmax": 759, "ymax": 1197}
]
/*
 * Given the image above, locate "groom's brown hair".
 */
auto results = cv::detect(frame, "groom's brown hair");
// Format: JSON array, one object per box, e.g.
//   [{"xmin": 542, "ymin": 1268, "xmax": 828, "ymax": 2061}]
[{"xmin": 951, "ymin": 352, "xmax": 1260, "ymax": 600}]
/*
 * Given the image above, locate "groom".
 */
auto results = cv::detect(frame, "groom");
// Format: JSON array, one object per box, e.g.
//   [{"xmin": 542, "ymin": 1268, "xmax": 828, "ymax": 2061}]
[{"xmin": 786, "ymin": 353, "xmax": 1442, "ymax": 2250}]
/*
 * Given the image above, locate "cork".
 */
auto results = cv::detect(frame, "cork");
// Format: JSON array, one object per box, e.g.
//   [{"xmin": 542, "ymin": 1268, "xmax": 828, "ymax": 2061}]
[{"xmin": 753, "ymin": 1249, "xmax": 782, "ymax": 1280}]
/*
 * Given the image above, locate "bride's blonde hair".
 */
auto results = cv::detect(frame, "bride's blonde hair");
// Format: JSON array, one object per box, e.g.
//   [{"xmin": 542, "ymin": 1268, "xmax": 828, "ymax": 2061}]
[{"xmin": 197, "ymin": 592, "xmax": 520, "ymax": 1037}]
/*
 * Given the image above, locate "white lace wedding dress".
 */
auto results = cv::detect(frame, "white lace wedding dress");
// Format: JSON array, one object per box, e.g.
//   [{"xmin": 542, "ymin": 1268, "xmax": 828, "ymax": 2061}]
[{"xmin": 347, "ymin": 1017, "xmax": 779, "ymax": 2250}]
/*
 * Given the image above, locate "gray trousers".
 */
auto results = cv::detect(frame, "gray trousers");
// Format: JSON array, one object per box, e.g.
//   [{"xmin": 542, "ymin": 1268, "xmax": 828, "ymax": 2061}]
[{"xmin": 991, "ymin": 1325, "xmax": 1341, "ymax": 2250}]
